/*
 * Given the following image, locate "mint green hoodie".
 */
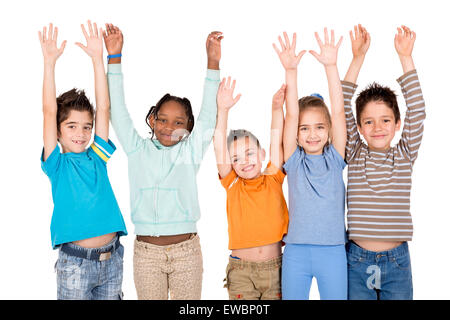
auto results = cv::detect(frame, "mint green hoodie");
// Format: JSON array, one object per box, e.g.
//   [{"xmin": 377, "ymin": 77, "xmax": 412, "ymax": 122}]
[{"xmin": 107, "ymin": 64, "xmax": 220, "ymax": 236}]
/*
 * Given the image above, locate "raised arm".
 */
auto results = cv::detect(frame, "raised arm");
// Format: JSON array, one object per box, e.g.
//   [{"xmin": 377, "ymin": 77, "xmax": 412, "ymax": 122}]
[
  {"xmin": 213, "ymin": 77, "xmax": 241, "ymax": 178},
  {"xmin": 76, "ymin": 20, "xmax": 109, "ymax": 141},
  {"xmin": 39, "ymin": 23, "xmax": 67, "ymax": 161},
  {"xmin": 395, "ymin": 25, "xmax": 416, "ymax": 74},
  {"xmin": 344, "ymin": 24, "xmax": 370, "ymax": 83},
  {"xmin": 309, "ymin": 28, "xmax": 346, "ymax": 158},
  {"xmin": 104, "ymin": 24, "xmax": 143, "ymax": 154},
  {"xmin": 188, "ymin": 32, "xmax": 222, "ymax": 164},
  {"xmin": 395, "ymin": 26, "xmax": 425, "ymax": 164},
  {"xmin": 270, "ymin": 84, "xmax": 286, "ymax": 169},
  {"xmin": 273, "ymin": 32, "xmax": 306, "ymax": 162}
]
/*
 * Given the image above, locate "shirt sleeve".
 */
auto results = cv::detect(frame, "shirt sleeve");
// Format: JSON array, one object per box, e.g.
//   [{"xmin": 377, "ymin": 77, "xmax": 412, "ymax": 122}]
[
  {"xmin": 328, "ymin": 144, "xmax": 347, "ymax": 170},
  {"xmin": 89, "ymin": 135, "xmax": 116, "ymax": 163},
  {"xmin": 283, "ymin": 146, "xmax": 301, "ymax": 174},
  {"xmin": 264, "ymin": 161, "xmax": 285, "ymax": 184},
  {"xmin": 41, "ymin": 144, "xmax": 61, "ymax": 178},
  {"xmin": 341, "ymin": 80, "xmax": 361, "ymax": 162},
  {"xmin": 219, "ymin": 169, "xmax": 239, "ymax": 189},
  {"xmin": 107, "ymin": 63, "xmax": 144, "ymax": 155},
  {"xmin": 396, "ymin": 70, "xmax": 426, "ymax": 164},
  {"xmin": 186, "ymin": 69, "xmax": 221, "ymax": 168}
]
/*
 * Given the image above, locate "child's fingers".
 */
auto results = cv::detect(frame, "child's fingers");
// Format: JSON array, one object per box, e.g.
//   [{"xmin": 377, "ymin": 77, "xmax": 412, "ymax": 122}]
[
  {"xmin": 296, "ymin": 50, "xmax": 306, "ymax": 62},
  {"xmin": 272, "ymin": 43, "xmax": 281, "ymax": 56},
  {"xmin": 88, "ymin": 20, "xmax": 94, "ymax": 37},
  {"xmin": 43, "ymin": 26, "xmax": 47, "ymax": 41},
  {"xmin": 233, "ymin": 93, "xmax": 242, "ymax": 105},
  {"xmin": 48, "ymin": 23, "xmax": 54, "ymax": 41},
  {"xmin": 336, "ymin": 36, "xmax": 343, "ymax": 49},
  {"xmin": 59, "ymin": 40, "xmax": 67, "ymax": 53},
  {"xmin": 314, "ymin": 32, "xmax": 323, "ymax": 48},
  {"xmin": 309, "ymin": 50, "xmax": 320, "ymax": 61},
  {"xmin": 349, "ymin": 30, "xmax": 354, "ymax": 42},
  {"xmin": 38, "ymin": 31, "xmax": 43, "ymax": 43},
  {"xmin": 278, "ymin": 36, "xmax": 286, "ymax": 51},
  {"xmin": 292, "ymin": 33, "xmax": 297, "ymax": 52},
  {"xmin": 99, "ymin": 27, "xmax": 104, "ymax": 39},
  {"xmin": 231, "ymin": 79, "xmax": 236, "ymax": 91},
  {"xmin": 75, "ymin": 42, "xmax": 87, "ymax": 52},
  {"xmin": 283, "ymin": 32, "xmax": 290, "ymax": 50},
  {"xmin": 93, "ymin": 22, "xmax": 99, "ymax": 38},
  {"xmin": 53, "ymin": 27, "xmax": 58, "ymax": 42},
  {"xmin": 81, "ymin": 24, "xmax": 89, "ymax": 40},
  {"xmin": 330, "ymin": 29, "xmax": 335, "ymax": 45},
  {"xmin": 324, "ymin": 27, "xmax": 329, "ymax": 44}
]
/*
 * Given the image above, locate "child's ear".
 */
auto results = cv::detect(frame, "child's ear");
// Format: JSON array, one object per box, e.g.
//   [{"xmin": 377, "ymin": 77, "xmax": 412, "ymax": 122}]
[
  {"xmin": 148, "ymin": 115, "xmax": 155, "ymax": 130},
  {"xmin": 395, "ymin": 119, "xmax": 401, "ymax": 132},
  {"xmin": 261, "ymin": 148, "xmax": 266, "ymax": 161}
]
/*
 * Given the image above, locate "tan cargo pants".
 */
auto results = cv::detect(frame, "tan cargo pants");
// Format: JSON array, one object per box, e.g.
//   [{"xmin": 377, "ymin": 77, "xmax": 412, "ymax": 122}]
[{"xmin": 223, "ymin": 255, "xmax": 282, "ymax": 300}]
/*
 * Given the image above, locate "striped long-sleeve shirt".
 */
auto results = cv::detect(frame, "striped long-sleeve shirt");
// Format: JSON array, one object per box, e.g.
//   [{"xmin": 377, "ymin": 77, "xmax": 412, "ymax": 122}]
[{"xmin": 342, "ymin": 69, "xmax": 425, "ymax": 242}]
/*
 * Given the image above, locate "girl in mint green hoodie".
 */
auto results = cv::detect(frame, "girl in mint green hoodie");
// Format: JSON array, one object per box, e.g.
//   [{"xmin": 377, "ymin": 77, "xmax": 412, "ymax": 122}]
[{"xmin": 104, "ymin": 24, "xmax": 222, "ymax": 299}]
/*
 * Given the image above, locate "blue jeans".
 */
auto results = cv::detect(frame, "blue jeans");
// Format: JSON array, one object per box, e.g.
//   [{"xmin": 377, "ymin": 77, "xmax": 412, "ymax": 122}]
[
  {"xmin": 55, "ymin": 236, "xmax": 124, "ymax": 300},
  {"xmin": 346, "ymin": 241, "xmax": 413, "ymax": 300},
  {"xmin": 281, "ymin": 243, "xmax": 347, "ymax": 300}
]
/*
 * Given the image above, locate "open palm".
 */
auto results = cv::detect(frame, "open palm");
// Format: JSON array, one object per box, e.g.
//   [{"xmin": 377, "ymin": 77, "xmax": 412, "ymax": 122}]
[
  {"xmin": 310, "ymin": 28, "xmax": 342, "ymax": 66},
  {"xmin": 217, "ymin": 77, "xmax": 241, "ymax": 111},
  {"xmin": 103, "ymin": 24, "xmax": 123, "ymax": 55},
  {"xmin": 39, "ymin": 23, "xmax": 66, "ymax": 63},
  {"xmin": 273, "ymin": 32, "xmax": 305, "ymax": 70},
  {"xmin": 76, "ymin": 20, "xmax": 103, "ymax": 60}
]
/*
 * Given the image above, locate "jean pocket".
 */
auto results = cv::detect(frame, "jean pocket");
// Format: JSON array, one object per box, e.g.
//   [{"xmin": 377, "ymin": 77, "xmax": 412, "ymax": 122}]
[
  {"xmin": 347, "ymin": 254, "xmax": 364, "ymax": 269},
  {"xmin": 223, "ymin": 263, "xmax": 234, "ymax": 289},
  {"xmin": 392, "ymin": 254, "xmax": 411, "ymax": 271}
]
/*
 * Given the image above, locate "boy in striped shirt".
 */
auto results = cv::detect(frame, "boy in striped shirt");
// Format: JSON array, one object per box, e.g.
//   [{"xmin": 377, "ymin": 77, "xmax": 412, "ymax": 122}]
[{"xmin": 342, "ymin": 25, "xmax": 425, "ymax": 300}]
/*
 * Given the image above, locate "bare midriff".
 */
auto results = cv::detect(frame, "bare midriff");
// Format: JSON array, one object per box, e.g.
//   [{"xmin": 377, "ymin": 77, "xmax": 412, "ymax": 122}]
[
  {"xmin": 354, "ymin": 240, "xmax": 404, "ymax": 252},
  {"xmin": 231, "ymin": 242, "xmax": 282, "ymax": 262},
  {"xmin": 72, "ymin": 232, "xmax": 117, "ymax": 248},
  {"xmin": 137, "ymin": 233, "xmax": 194, "ymax": 246}
]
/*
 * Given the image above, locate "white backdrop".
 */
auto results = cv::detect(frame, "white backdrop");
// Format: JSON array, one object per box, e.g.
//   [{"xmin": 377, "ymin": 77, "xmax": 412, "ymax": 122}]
[{"xmin": 0, "ymin": 0, "xmax": 448, "ymax": 300}]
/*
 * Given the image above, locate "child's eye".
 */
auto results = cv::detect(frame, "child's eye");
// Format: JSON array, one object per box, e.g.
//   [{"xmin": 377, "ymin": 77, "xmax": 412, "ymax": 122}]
[
  {"xmin": 365, "ymin": 121, "xmax": 372, "ymax": 125},
  {"xmin": 157, "ymin": 119, "xmax": 167, "ymax": 123},
  {"xmin": 300, "ymin": 127, "xmax": 308, "ymax": 131},
  {"xmin": 317, "ymin": 126, "xmax": 325, "ymax": 130},
  {"xmin": 383, "ymin": 119, "xmax": 391, "ymax": 123},
  {"xmin": 84, "ymin": 126, "xmax": 92, "ymax": 130},
  {"xmin": 176, "ymin": 122, "xmax": 185, "ymax": 126}
]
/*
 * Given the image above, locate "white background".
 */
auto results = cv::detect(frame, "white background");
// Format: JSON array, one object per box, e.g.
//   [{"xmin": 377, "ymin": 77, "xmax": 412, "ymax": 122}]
[{"xmin": 0, "ymin": 0, "xmax": 448, "ymax": 300}]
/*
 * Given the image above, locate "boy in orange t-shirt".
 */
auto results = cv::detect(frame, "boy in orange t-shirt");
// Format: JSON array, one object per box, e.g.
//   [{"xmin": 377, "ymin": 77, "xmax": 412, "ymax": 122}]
[{"xmin": 213, "ymin": 77, "xmax": 289, "ymax": 300}]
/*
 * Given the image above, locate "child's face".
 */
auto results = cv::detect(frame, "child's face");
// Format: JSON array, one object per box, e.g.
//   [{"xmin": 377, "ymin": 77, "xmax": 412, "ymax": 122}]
[
  {"xmin": 297, "ymin": 109, "xmax": 330, "ymax": 155},
  {"xmin": 58, "ymin": 110, "xmax": 93, "ymax": 153},
  {"xmin": 357, "ymin": 101, "xmax": 401, "ymax": 151},
  {"xmin": 149, "ymin": 101, "xmax": 189, "ymax": 147},
  {"xmin": 229, "ymin": 137, "xmax": 265, "ymax": 180}
]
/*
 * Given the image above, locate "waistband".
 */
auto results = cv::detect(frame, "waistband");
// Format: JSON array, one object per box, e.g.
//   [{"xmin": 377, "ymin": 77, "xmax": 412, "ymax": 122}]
[
  {"xmin": 228, "ymin": 255, "xmax": 282, "ymax": 270},
  {"xmin": 135, "ymin": 233, "xmax": 199, "ymax": 252},
  {"xmin": 60, "ymin": 235, "xmax": 121, "ymax": 261},
  {"xmin": 346, "ymin": 241, "xmax": 409, "ymax": 260}
]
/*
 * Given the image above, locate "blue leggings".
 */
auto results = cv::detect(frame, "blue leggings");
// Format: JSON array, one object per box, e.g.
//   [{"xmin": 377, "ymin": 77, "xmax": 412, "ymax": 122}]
[{"xmin": 282, "ymin": 243, "xmax": 347, "ymax": 300}]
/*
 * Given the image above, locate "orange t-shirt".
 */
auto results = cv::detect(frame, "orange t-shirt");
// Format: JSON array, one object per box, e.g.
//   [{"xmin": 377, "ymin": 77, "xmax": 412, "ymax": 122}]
[{"xmin": 220, "ymin": 162, "xmax": 289, "ymax": 250}]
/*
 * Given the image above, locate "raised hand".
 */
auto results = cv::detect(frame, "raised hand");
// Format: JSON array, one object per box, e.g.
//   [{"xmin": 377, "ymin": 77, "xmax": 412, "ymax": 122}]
[
  {"xmin": 217, "ymin": 77, "xmax": 241, "ymax": 111},
  {"xmin": 350, "ymin": 24, "xmax": 370, "ymax": 58},
  {"xmin": 272, "ymin": 84, "xmax": 286, "ymax": 110},
  {"xmin": 395, "ymin": 25, "xmax": 415, "ymax": 58},
  {"xmin": 76, "ymin": 20, "xmax": 103, "ymax": 61},
  {"xmin": 206, "ymin": 31, "xmax": 223, "ymax": 70},
  {"xmin": 273, "ymin": 32, "xmax": 306, "ymax": 70},
  {"xmin": 38, "ymin": 23, "xmax": 67, "ymax": 64},
  {"xmin": 103, "ymin": 23, "xmax": 123, "ymax": 55},
  {"xmin": 309, "ymin": 28, "xmax": 343, "ymax": 67}
]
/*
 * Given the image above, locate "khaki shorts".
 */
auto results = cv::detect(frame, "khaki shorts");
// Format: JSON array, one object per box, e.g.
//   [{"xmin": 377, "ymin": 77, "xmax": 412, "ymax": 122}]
[
  {"xmin": 133, "ymin": 234, "xmax": 203, "ymax": 300},
  {"xmin": 223, "ymin": 255, "xmax": 282, "ymax": 300}
]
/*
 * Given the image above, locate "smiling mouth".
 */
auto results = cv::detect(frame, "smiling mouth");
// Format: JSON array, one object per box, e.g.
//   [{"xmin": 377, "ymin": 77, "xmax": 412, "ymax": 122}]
[
  {"xmin": 371, "ymin": 135, "xmax": 386, "ymax": 139},
  {"xmin": 241, "ymin": 164, "xmax": 255, "ymax": 172},
  {"xmin": 72, "ymin": 140, "xmax": 86, "ymax": 145}
]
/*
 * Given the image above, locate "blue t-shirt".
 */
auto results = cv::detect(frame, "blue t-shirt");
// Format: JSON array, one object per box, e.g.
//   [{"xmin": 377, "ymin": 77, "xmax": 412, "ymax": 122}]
[
  {"xmin": 41, "ymin": 135, "xmax": 127, "ymax": 249},
  {"xmin": 283, "ymin": 145, "xmax": 346, "ymax": 245}
]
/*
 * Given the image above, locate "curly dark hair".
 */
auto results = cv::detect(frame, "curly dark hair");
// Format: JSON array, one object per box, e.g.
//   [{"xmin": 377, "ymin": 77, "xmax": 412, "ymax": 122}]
[
  {"xmin": 356, "ymin": 83, "xmax": 400, "ymax": 126},
  {"xmin": 145, "ymin": 93, "xmax": 195, "ymax": 138},
  {"xmin": 56, "ymin": 88, "xmax": 94, "ymax": 132}
]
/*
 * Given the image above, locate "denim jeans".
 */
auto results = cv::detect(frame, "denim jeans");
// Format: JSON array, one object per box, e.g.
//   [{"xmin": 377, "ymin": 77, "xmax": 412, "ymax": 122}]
[
  {"xmin": 55, "ymin": 237, "xmax": 124, "ymax": 300},
  {"xmin": 346, "ymin": 241, "xmax": 413, "ymax": 300},
  {"xmin": 282, "ymin": 243, "xmax": 347, "ymax": 300}
]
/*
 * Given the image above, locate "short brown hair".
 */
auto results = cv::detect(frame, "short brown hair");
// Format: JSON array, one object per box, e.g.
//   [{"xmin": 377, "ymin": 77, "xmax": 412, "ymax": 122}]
[
  {"xmin": 355, "ymin": 83, "xmax": 400, "ymax": 126},
  {"xmin": 56, "ymin": 88, "xmax": 94, "ymax": 132},
  {"xmin": 227, "ymin": 129, "xmax": 261, "ymax": 150}
]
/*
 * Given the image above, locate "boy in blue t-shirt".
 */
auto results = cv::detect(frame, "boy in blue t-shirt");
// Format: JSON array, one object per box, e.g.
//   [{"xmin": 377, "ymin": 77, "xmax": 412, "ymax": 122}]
[{"xmin": 39, "ymin": 21, "xmax": 127, "ymax": 300}]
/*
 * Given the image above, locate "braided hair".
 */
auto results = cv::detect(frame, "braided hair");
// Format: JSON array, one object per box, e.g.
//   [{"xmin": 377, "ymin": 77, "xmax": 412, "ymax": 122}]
[{"xmin": 145, "ymin": 93, "xmax": 195, "ymax": 139}]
